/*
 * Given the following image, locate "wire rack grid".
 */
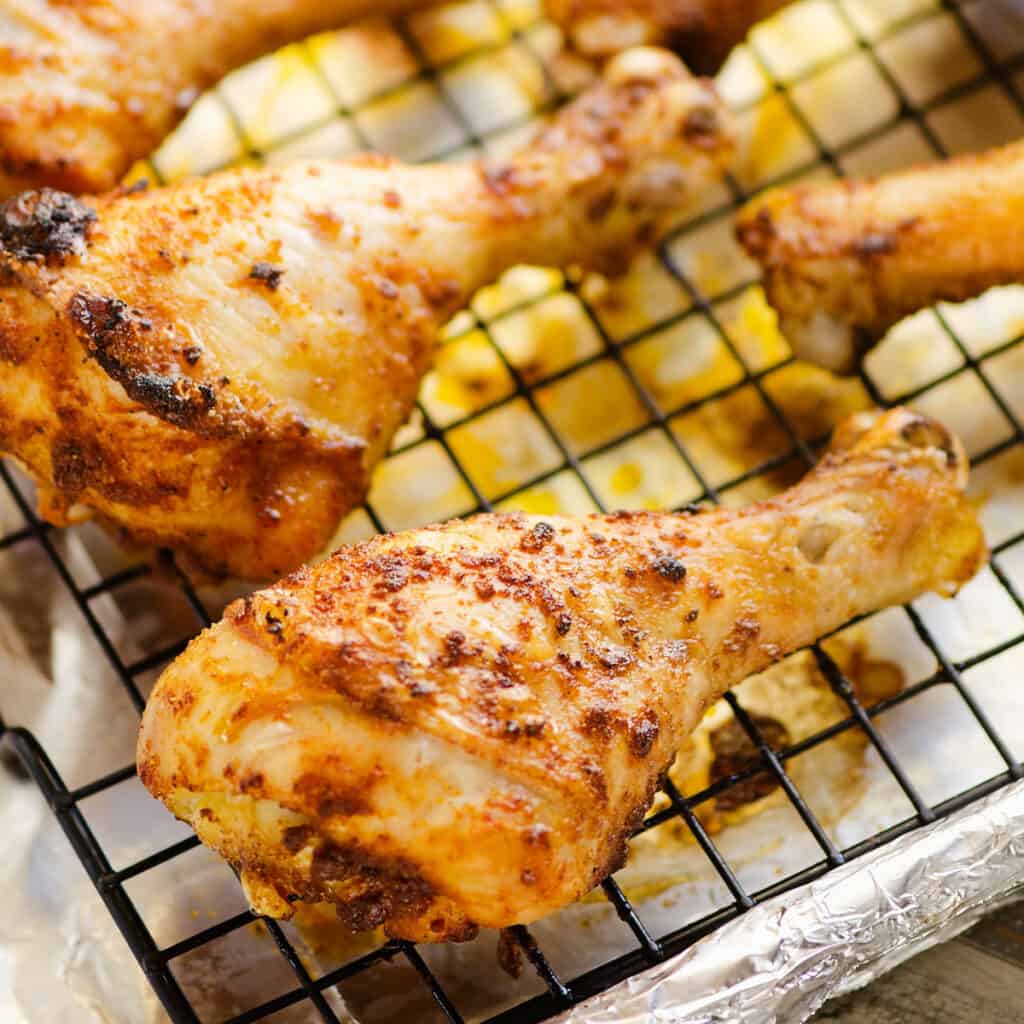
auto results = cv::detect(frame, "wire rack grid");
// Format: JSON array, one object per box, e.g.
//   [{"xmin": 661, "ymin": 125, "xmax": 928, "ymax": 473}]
[{"xmin": 4, "ymin": 0, "xmax": 1024, "ymax": 1021}]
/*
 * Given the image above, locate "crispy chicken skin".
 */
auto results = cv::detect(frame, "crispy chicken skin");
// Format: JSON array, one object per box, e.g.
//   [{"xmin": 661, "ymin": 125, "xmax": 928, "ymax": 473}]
[
  {"xmin": 139, "ymin": 408, "xmax": 984, "ymax": 941},
  {"xmin": 546, "ymin": 0, "xmax": 790, "ymax": 72},
  {"xmin": 0, "ymin": 0, "xmax": 446, "ymax": 197},
  {"xmin": 736, "ymin": 140, "xmax": 1024, "ymax": 374},
  {"xmin": 0, "ymin": 49, "xmax": 732, "ymax": 580},
  {"xmin": 0, "ymin": 0, "xmax": 773, "ymax": 199}
]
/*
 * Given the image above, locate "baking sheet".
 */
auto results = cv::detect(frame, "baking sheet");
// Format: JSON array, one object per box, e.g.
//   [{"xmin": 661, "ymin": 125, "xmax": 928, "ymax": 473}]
[{"xmin": 3, "ymin": 0, "xmax": 1024, "ymax": 1021}]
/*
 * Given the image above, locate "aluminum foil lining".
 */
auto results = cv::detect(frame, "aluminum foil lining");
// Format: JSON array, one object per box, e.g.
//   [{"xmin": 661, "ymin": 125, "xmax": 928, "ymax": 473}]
[
  {"xmin": 557, "ymin": 779, "xmax": 1024, "ymax": 1023},
  {"xmin": 4, "ymin": 1, "xmax": 1024, "ymax": 1022}
]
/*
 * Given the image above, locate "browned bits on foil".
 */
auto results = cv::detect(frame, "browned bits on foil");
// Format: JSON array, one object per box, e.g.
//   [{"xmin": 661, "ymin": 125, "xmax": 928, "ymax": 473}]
[{"xmin": 709, "ymin": 713, "xmax": 790, "ymax": 811}]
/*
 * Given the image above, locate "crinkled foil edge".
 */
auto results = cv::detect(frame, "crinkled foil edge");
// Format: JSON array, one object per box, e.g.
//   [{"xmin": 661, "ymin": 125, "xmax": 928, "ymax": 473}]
[{"xmin": 556, "ymin": 777, "xmax": 1024, "ymax": 1024}]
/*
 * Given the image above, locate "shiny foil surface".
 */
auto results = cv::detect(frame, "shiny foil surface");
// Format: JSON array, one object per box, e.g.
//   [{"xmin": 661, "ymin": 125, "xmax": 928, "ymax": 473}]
[
  {"xmin": 557, "ymin": 780, "xmax": 1024, "ymax": 1023},
  {"xmin": 3, "ymin": 1, "xmax": 1024, "ymax": 1022}
]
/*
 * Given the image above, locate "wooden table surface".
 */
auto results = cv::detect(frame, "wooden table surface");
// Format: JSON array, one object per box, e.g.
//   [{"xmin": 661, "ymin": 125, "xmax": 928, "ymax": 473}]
[{"xmin": 815, "ymin": 901, "xmax": 1024, "ymax": 1023}]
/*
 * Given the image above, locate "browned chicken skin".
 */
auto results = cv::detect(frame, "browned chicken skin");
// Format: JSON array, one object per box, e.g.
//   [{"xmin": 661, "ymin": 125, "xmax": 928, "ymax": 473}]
[
  {"xmin": 546, "ymin": 0, "xmax": 791, "ymax": 72},
  {"xmin": 0, "ymin": 48, "xmax": 732, "ymax": 580},
  {"xmin": 0, "ymin": 0, "xmax": 445, "ymax": 197},
  {"xmin": 736, "ymin": 140, "xmax": 1024, "ymax": 374},
  {"xmin": 0, "ymin": 0, "xmax": 789, "ymax": 201},
  {"xmin": 138, "ymin": 408, "xmax": 984, "ymax": 941}
]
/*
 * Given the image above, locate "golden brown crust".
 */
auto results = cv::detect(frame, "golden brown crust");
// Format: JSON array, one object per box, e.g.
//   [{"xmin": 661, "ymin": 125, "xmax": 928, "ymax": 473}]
[
  {"xmin": 139, "ymin": 407, "xmax": 984, "ymax": 939},
  {"xmin": 0, "ymin": 49, "xmax": 731, "ymax": 580},
  {"xmin": 546, "ymin": 0, "xmax": 790, "ymax": 71},
  {"xmin": 2, "ymin": 0, "xmax": 759, "ymax": 197},
  {"xmin": 0, "ymin": 0, "xmax": 446, "ymax": 197},
  {"xmin": 0, "ymin": 280, "xmax": 369, "ymax": 580},
  {"xmin": 736, "ymin": 139, "xmax": 1024, "ymax": 373}
]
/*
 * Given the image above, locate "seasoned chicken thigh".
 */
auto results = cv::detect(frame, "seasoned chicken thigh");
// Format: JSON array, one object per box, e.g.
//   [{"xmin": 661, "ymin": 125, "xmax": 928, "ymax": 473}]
[
  {"xmin": 0, "ymin": 48, "xmax": 731, "ymax": 580},
  {"xmin": 736, "ymin": 140, "xmax": 1024, "ymax": 374},
  {"xmin": 0, "ymin": 0, "xmax": 441, "ymax": 197},
  {"xmin": 546, "ymin": 0, "xmax": 790, "ymax": 72},
  {"xmin": 139, "ymin": 408, "xmax": 984, "ymax": 941}
]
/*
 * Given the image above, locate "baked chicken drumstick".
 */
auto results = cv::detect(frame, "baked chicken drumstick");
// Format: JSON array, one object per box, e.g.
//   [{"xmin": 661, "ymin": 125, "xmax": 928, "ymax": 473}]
[
  {"xmin": 0, "ymin": 0, "xmax": 446, "ymax": 197},
  {"xmin": 139, "ymin": 408, "xmax": 984, "ymax": 941},
  {"xmin": 3, "ymin": 0, "xmax": 785, "ymax": 200},
  {"xmin": 737, "ymin": 139, "xmax": 1024, "ymax": 374},
  {"xmin": 547, "ymin": 0, "xmax": 791, "ymax": 72},
  {"xmin": 0, "ymin": 48, "xmax": 731, "ymax": 581}
]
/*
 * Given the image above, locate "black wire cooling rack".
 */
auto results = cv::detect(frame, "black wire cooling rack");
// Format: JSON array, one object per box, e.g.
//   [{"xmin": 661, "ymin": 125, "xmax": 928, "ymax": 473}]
[{"xmin": 4, "ymin": 1, "xmax": 1024, "ymax": 1021}]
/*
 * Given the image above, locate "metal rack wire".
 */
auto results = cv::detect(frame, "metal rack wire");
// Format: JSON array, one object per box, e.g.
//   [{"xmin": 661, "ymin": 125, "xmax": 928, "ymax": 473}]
[{"xmin": 4, "ymin": 0, "xmax": 1024, "ymax": 1021}]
